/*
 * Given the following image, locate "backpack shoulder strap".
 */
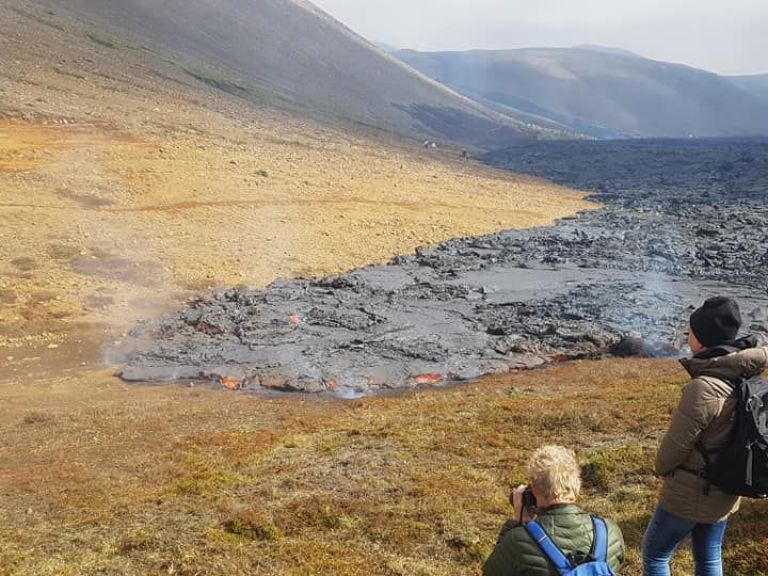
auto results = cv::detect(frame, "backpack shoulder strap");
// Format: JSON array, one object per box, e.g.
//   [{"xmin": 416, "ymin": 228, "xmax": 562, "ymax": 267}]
[
  {"xmin": 525, "ymin": 521, "xmax": 572, "ymax": 575},
  {"xmin": 590, "ymin": 516, "xmax": 609, "ymax": 562}
]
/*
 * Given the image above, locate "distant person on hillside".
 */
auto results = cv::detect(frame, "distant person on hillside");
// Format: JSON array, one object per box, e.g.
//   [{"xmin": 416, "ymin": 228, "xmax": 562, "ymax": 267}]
[
  {"xmin": 483, "ymin": 445, "xmax": 625, "ymax": 576},
  {"xmin": 642, "ymin": 296, "xmax": 768, "ymax": 576}
]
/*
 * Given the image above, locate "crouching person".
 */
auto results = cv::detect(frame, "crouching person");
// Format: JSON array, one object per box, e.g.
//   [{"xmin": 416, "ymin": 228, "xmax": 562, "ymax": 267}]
[{"xmin": 483, "ymin": 445, "xmax": 625, "ymax": 575}]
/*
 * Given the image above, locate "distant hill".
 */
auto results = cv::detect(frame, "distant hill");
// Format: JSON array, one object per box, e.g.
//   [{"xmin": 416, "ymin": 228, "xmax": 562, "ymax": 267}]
[
  {"xmin": 375, "ymin": 41, "xmax": 399, "ymax": 54},
  {"xmin": 396, "ymin": 46, "xmax": 768, "ymax": 138},
  {"xmin": 571, "ymin": 45, "xmax": 642, "ymax": 59},
  {"xmin": 30, "ymin": 0, "xmax": 546, "ymax": 146},
  {"xmin": 729, "ymin": 74, "xmax": 768, "ymax": 104}
]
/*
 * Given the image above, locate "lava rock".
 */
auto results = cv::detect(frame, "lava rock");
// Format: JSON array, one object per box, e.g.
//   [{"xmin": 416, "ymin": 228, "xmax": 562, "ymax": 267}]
[{"xmin": 115, "ymin": 139, "xmax": 768, "ymax": 394}]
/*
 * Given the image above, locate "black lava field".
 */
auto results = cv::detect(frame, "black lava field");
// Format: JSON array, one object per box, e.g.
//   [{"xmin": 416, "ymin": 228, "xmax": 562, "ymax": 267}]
[{"xmin": 117, "ymin": 139, "xmax": 768, "ymax": 395}]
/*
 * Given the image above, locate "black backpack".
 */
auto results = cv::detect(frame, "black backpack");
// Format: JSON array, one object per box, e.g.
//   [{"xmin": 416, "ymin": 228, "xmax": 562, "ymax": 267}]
[{"xmin": 701, "ymin": 376, "xmax": 768, "ymax": 498}]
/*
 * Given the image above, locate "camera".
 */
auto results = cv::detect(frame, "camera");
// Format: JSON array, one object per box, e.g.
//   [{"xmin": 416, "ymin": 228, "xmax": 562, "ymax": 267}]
[{"xmin": 522, "ymin": 486, "xmax": 537, "ymax": 509}]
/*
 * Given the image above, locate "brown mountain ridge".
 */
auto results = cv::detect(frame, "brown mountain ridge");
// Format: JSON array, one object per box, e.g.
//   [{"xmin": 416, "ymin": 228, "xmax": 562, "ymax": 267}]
[{"xmin": 15, "ymin": 0, "xmax": 553, "ymax": 146}]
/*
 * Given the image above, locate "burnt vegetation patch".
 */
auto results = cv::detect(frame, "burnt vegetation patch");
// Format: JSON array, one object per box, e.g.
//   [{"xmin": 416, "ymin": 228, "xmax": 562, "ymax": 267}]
[
  {"xmin": 0, "ymin": 288, "xmax": 17, "ymax": 304},
  {"xmin": 118, "ymin": 139, "xmax": 768, "ymax": 394},
  {"xmin": 10, "ymin": 256, "xmax": 37, "ymax": 272},
  {"xmin": 70, "ymin": 251, "xmax": 164, "ymax": 288}
]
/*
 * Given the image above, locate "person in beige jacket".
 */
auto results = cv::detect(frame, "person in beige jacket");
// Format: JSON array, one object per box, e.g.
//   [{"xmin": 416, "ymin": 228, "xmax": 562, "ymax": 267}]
[{"xmin": 642, "ymin": 296, "xmax": 768, "ymax": 576}]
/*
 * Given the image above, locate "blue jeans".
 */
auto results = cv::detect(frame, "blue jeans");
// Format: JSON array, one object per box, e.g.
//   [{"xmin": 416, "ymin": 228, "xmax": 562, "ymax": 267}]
[{"xmin": 642, "ymin": 506, "xmax": 727, "ymax": 576}]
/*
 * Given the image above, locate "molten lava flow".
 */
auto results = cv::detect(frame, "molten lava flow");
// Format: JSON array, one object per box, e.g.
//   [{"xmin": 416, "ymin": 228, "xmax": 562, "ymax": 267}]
[
  {"xmin": 219, "ymin": 376, "xmax": 241, "ymax": 391},
  {"xmin": 413, "ymin": 374, "xmax": 443, "ymax": 385},
  {"xmin": 325, "ymin": 379, "xmax": 339, "ymax": 391}
]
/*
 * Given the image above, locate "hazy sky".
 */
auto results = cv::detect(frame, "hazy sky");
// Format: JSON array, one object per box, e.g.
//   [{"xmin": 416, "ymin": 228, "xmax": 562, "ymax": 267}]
[{"xmin": 310, "ymin": 0, "xmax": 767, "ymax": 75}]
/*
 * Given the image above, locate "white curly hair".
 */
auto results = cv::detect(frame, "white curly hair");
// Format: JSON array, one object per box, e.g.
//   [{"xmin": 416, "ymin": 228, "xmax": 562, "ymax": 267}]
[{"xmin": 527, "ymin": 445, "xmax": 582, "ymax": 503}]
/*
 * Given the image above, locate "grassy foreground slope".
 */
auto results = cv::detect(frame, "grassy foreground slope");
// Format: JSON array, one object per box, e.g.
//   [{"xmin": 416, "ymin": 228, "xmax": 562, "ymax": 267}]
[{"xmin": 2, "ymin": 359, "xmax": 767, "ymax": 575}]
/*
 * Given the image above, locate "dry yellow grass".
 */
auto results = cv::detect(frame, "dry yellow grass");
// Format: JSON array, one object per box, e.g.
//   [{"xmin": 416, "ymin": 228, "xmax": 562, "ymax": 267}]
[{"xmin": 3, "ymin": 359, "xmax": 767, "ymax": 575}]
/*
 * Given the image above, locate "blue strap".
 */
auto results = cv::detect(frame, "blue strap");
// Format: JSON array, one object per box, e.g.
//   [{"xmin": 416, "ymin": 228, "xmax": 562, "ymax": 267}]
[
  {"xmin": 525, "ymin": 521, "xmax": 572, "ymax": 575},
  {"xmin": 591, "ymin": 516, "xmax": 608, "ymax": 562}
]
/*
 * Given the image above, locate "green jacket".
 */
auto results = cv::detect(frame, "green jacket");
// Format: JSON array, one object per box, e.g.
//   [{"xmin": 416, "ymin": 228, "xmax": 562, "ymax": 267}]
[{"xmin": 483, "ymin": 505, "xmax": 625, "ymax": 576}]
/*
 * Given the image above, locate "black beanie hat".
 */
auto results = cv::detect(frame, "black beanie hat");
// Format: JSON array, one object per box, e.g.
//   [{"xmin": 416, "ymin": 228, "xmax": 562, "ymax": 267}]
[{"xmin": 689, "ymin": 296, "xmax": 742, "ymax": 348}]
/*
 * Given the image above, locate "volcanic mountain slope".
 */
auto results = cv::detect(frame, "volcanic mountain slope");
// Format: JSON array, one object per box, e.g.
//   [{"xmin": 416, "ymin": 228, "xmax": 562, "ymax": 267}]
[
  {"xmin": 16, "ymin": 0, "xmax": 545, "ymax": 146},
  {"xmin": 396, "ymin": 46, "xmax": 768, "ymax": 138}
]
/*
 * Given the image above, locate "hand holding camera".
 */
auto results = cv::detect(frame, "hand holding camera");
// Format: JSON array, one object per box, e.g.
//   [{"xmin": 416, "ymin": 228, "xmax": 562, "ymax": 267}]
[{"xmin": 510, "ymin": 484, "xmax": 537, "ymax": 525}]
